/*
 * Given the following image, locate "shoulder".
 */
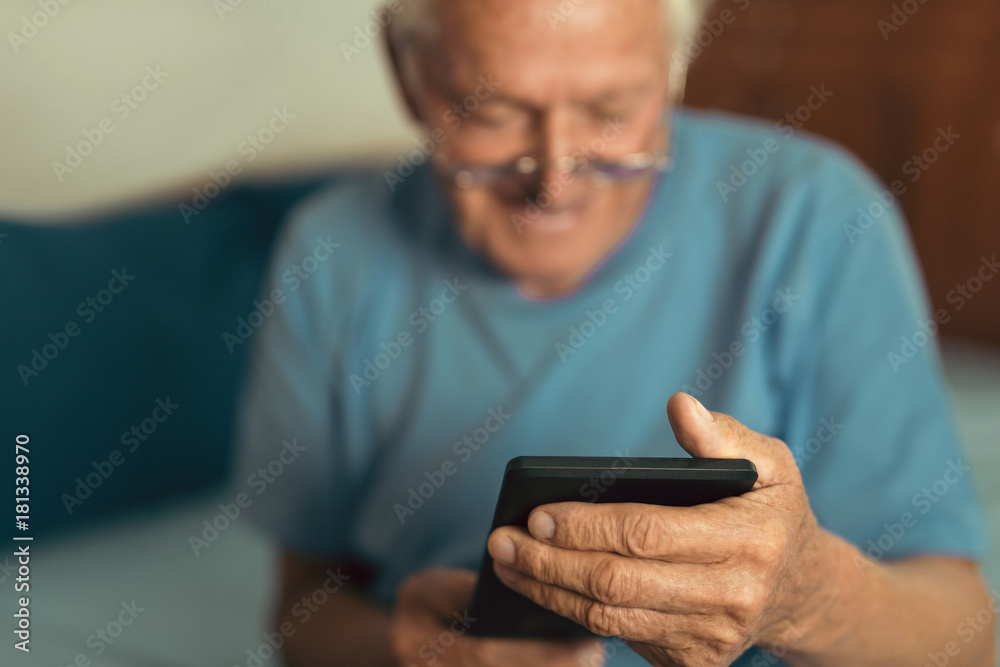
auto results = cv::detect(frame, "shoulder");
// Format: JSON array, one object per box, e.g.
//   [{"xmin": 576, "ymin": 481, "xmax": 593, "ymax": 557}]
[
  {"xmin": 257, "ymin": 170, "xmax": 406, "ymax": 341},
  {"xmin": 271, "ymin": 166, "xmax": 439, "ymax": 282},
  {"xmin": 260, "ymin": 165, "xmax": 449, "ymax": 347},
  {"xmin": 279, "ymin": 169, "xmax": 397, "ymax": 255},
  {"xmin": 667, "ymin": 109, "xmax": 922, "ymax": 361},
  {"xmin": 669, "ymin": 107, "xmax": 906, "ymax": 267},
  {"xmin": 277, "ymin": 163, "xmax": 447, "ymax": 264},
  {"xmin": 671, "ymin": 107, "xmax": 883, "ymax": 209}
]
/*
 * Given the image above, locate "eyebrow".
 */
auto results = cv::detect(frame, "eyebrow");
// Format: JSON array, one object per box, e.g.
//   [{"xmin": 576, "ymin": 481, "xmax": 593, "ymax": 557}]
[
  {"xmin": 588, "ymin": 86, "xmax": 648, "ymax": 105},
  {"xmin": 463, "ymin": 84, "xmax": 649, "ymax": 113}
]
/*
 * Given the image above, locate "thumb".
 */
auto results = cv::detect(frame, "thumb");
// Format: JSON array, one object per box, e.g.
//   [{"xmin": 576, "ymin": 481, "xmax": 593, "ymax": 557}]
[{"xmin": 666, "ymin": 392, "xmax": 800, "ymax": 488}]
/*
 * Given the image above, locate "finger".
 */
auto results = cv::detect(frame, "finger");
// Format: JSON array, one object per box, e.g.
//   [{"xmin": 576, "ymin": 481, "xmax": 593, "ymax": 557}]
[
  {"xmin": 490, "ymin": 566, "xmax": 681, "ymax": 644},
  {"xmin": 396, "ymin": 610, "xmax": 599, "ymax": 667},
  {"xmin": 490, "ymin": 527, "xmax": 717, "ymax": 613},
  {"xmin": 450, "ymin": 636, "xmax": 606, "ymax": 667},
  {"xmin": 516, "ymin": 501, "xmax": 734, "ymax": 563},
  {"xmin": 393, "ymin": 569, "xmax": 606, "ymax": 666},
  {"xmin": 666, "ymin": 392, "xmax": 800, "ymax": 488},
  {"xmin": 397, "ymin": 567, "xmax": 477, "ymax": 619}
]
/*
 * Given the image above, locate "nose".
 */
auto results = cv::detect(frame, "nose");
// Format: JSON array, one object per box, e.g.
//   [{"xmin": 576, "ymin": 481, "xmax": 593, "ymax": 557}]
[
  {"xmin": 537, "ymin": 108, "xmax": 580, "ymax": 168},
  {"xmin": 526, "ymin": 109, "xmax": 588, "ymax": 204}
]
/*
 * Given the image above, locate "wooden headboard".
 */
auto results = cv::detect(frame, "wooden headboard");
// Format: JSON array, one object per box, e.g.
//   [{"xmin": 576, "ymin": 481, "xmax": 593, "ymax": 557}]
[{"xmin": 684, "ymin": 0, "xmax": 1000, "ymax": 347}]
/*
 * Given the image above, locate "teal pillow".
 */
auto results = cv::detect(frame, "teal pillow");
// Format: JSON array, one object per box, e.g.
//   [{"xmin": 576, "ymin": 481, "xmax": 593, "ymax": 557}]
[{"xmin": 1, "ymin": 177, "xmax": 331, "ymax": 536}]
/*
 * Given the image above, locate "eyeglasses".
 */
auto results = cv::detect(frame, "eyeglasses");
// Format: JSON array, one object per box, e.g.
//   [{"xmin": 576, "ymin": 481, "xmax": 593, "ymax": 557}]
[
  {"xmin": 433, "ymin": 151, "xmax": 672, "ymax": 189},
  {"xmin": 431, "ymin": 122, "xmax": 673, "ymax": 190}
]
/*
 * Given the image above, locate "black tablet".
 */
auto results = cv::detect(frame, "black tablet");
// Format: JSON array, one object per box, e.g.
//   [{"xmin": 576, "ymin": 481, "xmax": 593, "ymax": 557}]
[{"xmin": 467, "ymin": 455, "xmax": 758, "ymax": 639}]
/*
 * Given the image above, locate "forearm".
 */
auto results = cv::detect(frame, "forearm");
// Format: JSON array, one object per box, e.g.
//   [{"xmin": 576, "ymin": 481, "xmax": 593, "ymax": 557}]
[
  {"xmin": 772, "ymin": 531, "xmax": 995, "ymax": 666},
  {"xmin": 279, "ymin": 583, "xmax": 397, "ymax": 667}
]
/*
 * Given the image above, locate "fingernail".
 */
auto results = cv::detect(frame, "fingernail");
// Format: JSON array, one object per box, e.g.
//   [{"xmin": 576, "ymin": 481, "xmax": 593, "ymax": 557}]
[
  {"xmin": 528, "ymin": 511, "xmax": 555, "ymax": 540},
  {"xmin": 693, "ymin": 397, "xmax": 715, "ymax": 423},
  {"xmin": 490, "ymin": 536, "xmax": 516, "ymax": 564}
]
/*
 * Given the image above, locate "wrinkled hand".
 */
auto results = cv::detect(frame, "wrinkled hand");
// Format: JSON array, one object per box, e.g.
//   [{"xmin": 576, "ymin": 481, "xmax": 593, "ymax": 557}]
[
  {"xmin": 487, "ymin": 393, "xmax": 831, "ymax": 667},
  {"xmin": 389, "ymin": 567, "xmax": 606, "ymax": 667}
]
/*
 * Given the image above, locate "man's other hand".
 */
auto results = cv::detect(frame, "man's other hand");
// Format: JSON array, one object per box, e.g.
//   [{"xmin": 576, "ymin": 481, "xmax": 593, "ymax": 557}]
[{"xmin": 390, "ymin": 567, "xmax": 606, "ymax": 666}]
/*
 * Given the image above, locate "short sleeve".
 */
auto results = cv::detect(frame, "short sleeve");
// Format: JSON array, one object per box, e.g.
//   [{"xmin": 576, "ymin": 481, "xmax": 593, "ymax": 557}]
[
  {"xmin": 777, "ymin": 154, "xmax": 987, "ymax": 562},
  {"xmin": 231, "ymin": 191, "xmax": 357, "ymax": 557}
]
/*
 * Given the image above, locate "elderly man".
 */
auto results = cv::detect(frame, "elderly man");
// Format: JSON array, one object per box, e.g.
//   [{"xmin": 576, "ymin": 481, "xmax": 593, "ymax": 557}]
[{"xmin": 235, "ymin": 0, "xmax": 994, "ymax": 665}]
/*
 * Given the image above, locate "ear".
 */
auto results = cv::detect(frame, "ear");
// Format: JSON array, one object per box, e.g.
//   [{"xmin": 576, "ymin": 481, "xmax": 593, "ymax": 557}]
[
  {"xmin": 666, "ymin": 53, "xmax": 688, "ymax": 104},
  {"xmin": 383, "ymin": 26, "xmax": 426, "ymax": 126}
]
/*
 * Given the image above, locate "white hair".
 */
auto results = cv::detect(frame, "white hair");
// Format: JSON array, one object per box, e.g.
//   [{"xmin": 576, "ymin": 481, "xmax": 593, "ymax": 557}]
[{"xmin": 389, "ymin": 0, "xmax": 715, "ymax": 99}]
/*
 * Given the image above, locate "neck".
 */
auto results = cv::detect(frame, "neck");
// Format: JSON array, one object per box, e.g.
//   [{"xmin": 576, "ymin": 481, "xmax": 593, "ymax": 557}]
[{"xmin": 515, "ymin": 272, "xmax": 590, "ymax": 300}]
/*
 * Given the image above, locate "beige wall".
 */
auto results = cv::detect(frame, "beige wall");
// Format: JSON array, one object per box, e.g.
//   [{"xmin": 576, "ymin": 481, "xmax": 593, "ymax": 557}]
[{"xmin": 0, "ymin": 0, "xmax": 416, "ymax": 220}]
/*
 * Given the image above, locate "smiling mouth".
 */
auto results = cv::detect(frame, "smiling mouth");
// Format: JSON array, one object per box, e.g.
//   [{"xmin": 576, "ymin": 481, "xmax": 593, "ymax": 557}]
[
  {"xmin": 507, "ymin": 199, "xmax": 592, "ymax": 235},
  {"xmin": 522, "ymin": 210, "xmax": 581, "ymax": 233}
]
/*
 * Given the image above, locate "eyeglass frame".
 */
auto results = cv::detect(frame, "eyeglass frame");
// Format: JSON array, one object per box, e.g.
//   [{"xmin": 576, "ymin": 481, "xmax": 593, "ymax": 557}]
[{"xmin": 429, "ymin": 117, "xmax": 674, "ymax": 189}]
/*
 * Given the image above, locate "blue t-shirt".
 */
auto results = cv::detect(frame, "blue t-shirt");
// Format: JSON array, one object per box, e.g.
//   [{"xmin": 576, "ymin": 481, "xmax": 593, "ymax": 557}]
[{"xmin": 234, "ymin": 109, "xmax": 986, "ymax": 666}]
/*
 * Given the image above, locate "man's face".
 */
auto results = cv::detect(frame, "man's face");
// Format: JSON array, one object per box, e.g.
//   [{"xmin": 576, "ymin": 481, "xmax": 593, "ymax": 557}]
[{"xmin": 397, "ymin": 0, "xmax": 673, "ymax": 298}]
